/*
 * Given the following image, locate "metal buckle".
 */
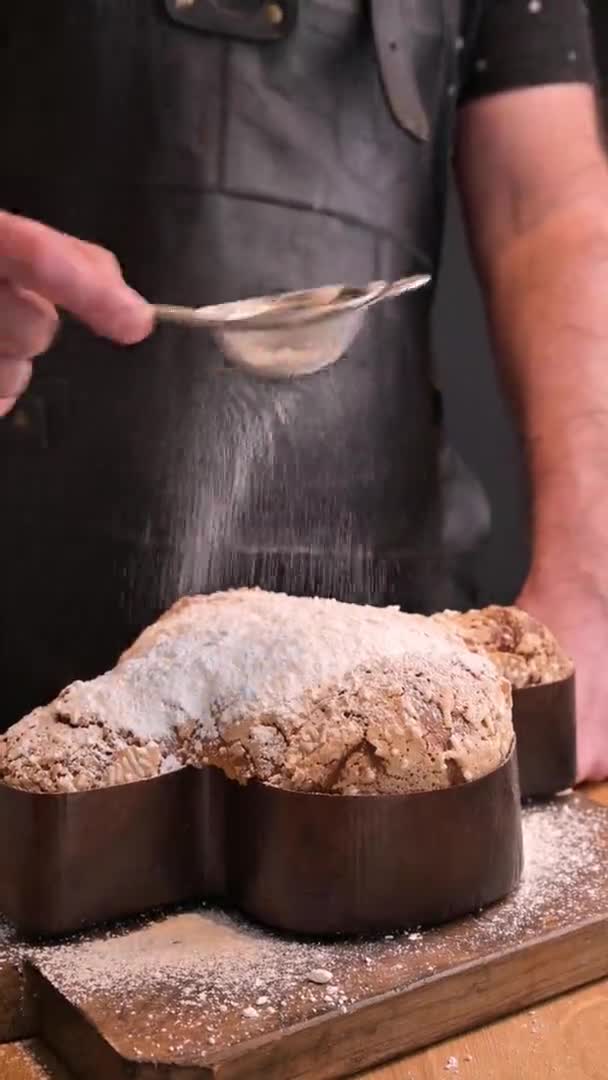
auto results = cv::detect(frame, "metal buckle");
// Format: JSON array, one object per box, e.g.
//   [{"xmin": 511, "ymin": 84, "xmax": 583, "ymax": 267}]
[{"xmin": 164, "ymin": 0, "xmax": 298, "ymax": 41}]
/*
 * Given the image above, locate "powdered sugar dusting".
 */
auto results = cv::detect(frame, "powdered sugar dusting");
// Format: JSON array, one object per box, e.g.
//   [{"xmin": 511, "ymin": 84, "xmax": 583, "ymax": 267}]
[
  {"xmin": 1, "ymin": 590, "xmax": 513, "ymax": 795},
  {"xmin": 471, "ymin": 796, "xmax": 606, "ymax": 945}
]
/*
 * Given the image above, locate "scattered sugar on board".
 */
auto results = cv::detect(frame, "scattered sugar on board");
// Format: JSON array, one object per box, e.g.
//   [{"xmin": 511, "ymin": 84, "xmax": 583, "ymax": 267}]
[
  {"xmin": 307, "ymin": 968, "xmax": 333, "ymax": 985},
  {"xmin": 471, "ymin": 798, "xmax": 605, "ymax": 946},
  {"xmin": 21, "ymin": 797, "xmax": 606, "ymax": 1063},
  {"xmin": 0, "ymin": 914, "xmax": 24, "ymax": 972},
  {"xmin": 0, "ymin": 916, "xmax": 19, "ymax": 948},
  {"xmin": 0, "ymin": 1043, "xmax": 58, "ymax": 1080}
]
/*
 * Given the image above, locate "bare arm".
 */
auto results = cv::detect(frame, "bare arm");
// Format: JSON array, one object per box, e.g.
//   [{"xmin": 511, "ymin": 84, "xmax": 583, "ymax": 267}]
[
  {"xmin": 0, "ymin": 212, "xmax": 154, "ymax": 416},
  {"xmin": 456, "ymin": 84, "xmax": 608, "ymax": 779}
]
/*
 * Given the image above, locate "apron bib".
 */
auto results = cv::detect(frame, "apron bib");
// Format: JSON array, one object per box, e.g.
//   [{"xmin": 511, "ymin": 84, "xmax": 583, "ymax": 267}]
[{"xmin": 0, "ymin": 0, "xmax": 486, "ymax": 723}]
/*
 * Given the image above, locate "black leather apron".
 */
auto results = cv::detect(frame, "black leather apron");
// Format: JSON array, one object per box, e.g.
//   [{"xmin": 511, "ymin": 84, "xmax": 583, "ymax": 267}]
[{"xmin": 0, "ymin": 0, "xmax": 486, "ymax": 725}]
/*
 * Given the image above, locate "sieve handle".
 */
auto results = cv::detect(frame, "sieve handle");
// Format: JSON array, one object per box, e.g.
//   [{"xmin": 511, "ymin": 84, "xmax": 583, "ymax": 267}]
[{"xmin": 154, "ymin": 304, "xmax": 208, "ymax": 328}]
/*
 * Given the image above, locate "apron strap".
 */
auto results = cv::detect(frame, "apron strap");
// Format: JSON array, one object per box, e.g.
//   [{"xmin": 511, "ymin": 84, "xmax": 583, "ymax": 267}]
[{"xmin": 164, "ymin": 0, "xmax": 298, "ymax": 41}]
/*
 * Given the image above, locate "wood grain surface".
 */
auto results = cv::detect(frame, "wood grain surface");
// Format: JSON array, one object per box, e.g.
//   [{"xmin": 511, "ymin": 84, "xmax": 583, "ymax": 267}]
[
  {"xmin": 26, "ymin": 791, "xmax": 608, "ymax": 1080},
  {"xmin": 365, "ymin": 981, "xmax": 608, "ymax": 1080},
  {"xmin": 0, "ymin": 956, "xmax": 33, "ymax": 1044},
  {"xmin": 0, "ymin": 786, "xmax": 605, "ymax": 1079},
  {"xmin": 0, "ymin": 1039, "xmax": 72, "ymax": 1080},
  {"xmin": 365, "ymin": 783, "xmax": 608, "ymax": 1080}
]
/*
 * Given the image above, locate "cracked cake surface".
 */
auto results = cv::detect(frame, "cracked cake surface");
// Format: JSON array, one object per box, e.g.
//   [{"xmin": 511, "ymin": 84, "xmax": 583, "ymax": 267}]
[
  {"xmin": 431, "ymin": 605, "xmax": 573, "ymax": 690},
  {"xmin": 0, "ymin": 589, "xmax": 514, "ymax": 795}
]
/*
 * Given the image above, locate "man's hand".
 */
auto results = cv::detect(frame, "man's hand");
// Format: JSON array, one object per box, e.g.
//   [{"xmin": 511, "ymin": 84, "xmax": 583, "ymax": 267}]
[
  {"xmin": 518, "ymin": 573, "xmax": 608, "ymax": 782},
  {"xmin": 0, "ymin": 211, "xmax": 154, "ymax": 416},
  {"xmin": 456, "ymin": 84, "xmax": 608, "ymax": 780}
]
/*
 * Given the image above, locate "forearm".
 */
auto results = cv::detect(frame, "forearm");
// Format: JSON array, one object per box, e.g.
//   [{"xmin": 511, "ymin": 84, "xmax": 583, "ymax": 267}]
[
  {"xmin": 474, "ymin": 175, "xmax": 608, "ymax": 586},
  {"xmin": 456, "ymin": 84, "xmax": 608, "ymax": 778}
]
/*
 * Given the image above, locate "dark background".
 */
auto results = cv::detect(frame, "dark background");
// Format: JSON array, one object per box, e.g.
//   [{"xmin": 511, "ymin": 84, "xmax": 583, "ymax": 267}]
[{"xmin": 433, "ymin": 1, "xmax": 607, "ymax": 605}]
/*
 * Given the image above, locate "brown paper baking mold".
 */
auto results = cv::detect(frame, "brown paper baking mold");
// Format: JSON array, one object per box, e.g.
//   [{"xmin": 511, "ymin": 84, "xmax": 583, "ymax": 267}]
[
  {"xmin": 512, "ymin": 673, "xmax": 576, "ymax": 799},
  {"xmin": 0, "ymin": 750, "xmax": 522, "ymax": 939}
]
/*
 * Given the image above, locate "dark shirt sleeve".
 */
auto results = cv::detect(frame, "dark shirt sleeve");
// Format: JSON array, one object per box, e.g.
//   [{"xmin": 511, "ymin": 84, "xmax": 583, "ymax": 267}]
[{"xmin": 461, "ymin": 0, "xmax": 596, "ymax": 103}]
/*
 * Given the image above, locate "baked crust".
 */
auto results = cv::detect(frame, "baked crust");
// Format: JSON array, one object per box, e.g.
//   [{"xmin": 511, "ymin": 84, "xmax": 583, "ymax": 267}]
[
  {"xmin": 0, "ymin": 590, "xmax": 514, "ymax": 795},
  {"xmin": 432, "ymin": 605, "xmax": 573, "ymax": 690}
]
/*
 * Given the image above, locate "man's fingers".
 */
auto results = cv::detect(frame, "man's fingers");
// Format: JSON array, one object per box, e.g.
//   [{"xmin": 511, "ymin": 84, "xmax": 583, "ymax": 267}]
[
  {"xmin": 0, "ymin": 396, "xmax": 19, "ymax": 418},
  {"xmin": 0, "ymin": 282, "xmax": 59, "ymax": 359},
  {"xmin": 0, "ymin": 360, "xmax": 32, "ymax": 408},
  {"xmin": 0, "ymin": 212, "xmax": 154, "ymax": 344},
  {"xmin": 0, "ymin": 283, "xmax": 55, "ymax": 415}
]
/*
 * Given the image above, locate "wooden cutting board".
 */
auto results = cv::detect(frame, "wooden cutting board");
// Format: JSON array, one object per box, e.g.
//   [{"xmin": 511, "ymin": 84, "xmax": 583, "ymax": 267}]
[
  {"xmin": 0, "ymin": 1041, "xmax": 72, "ymax": 1080},
  {"xmin": 0, "ymin": 791, "xmax": 597, "ymax": 1080}
]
